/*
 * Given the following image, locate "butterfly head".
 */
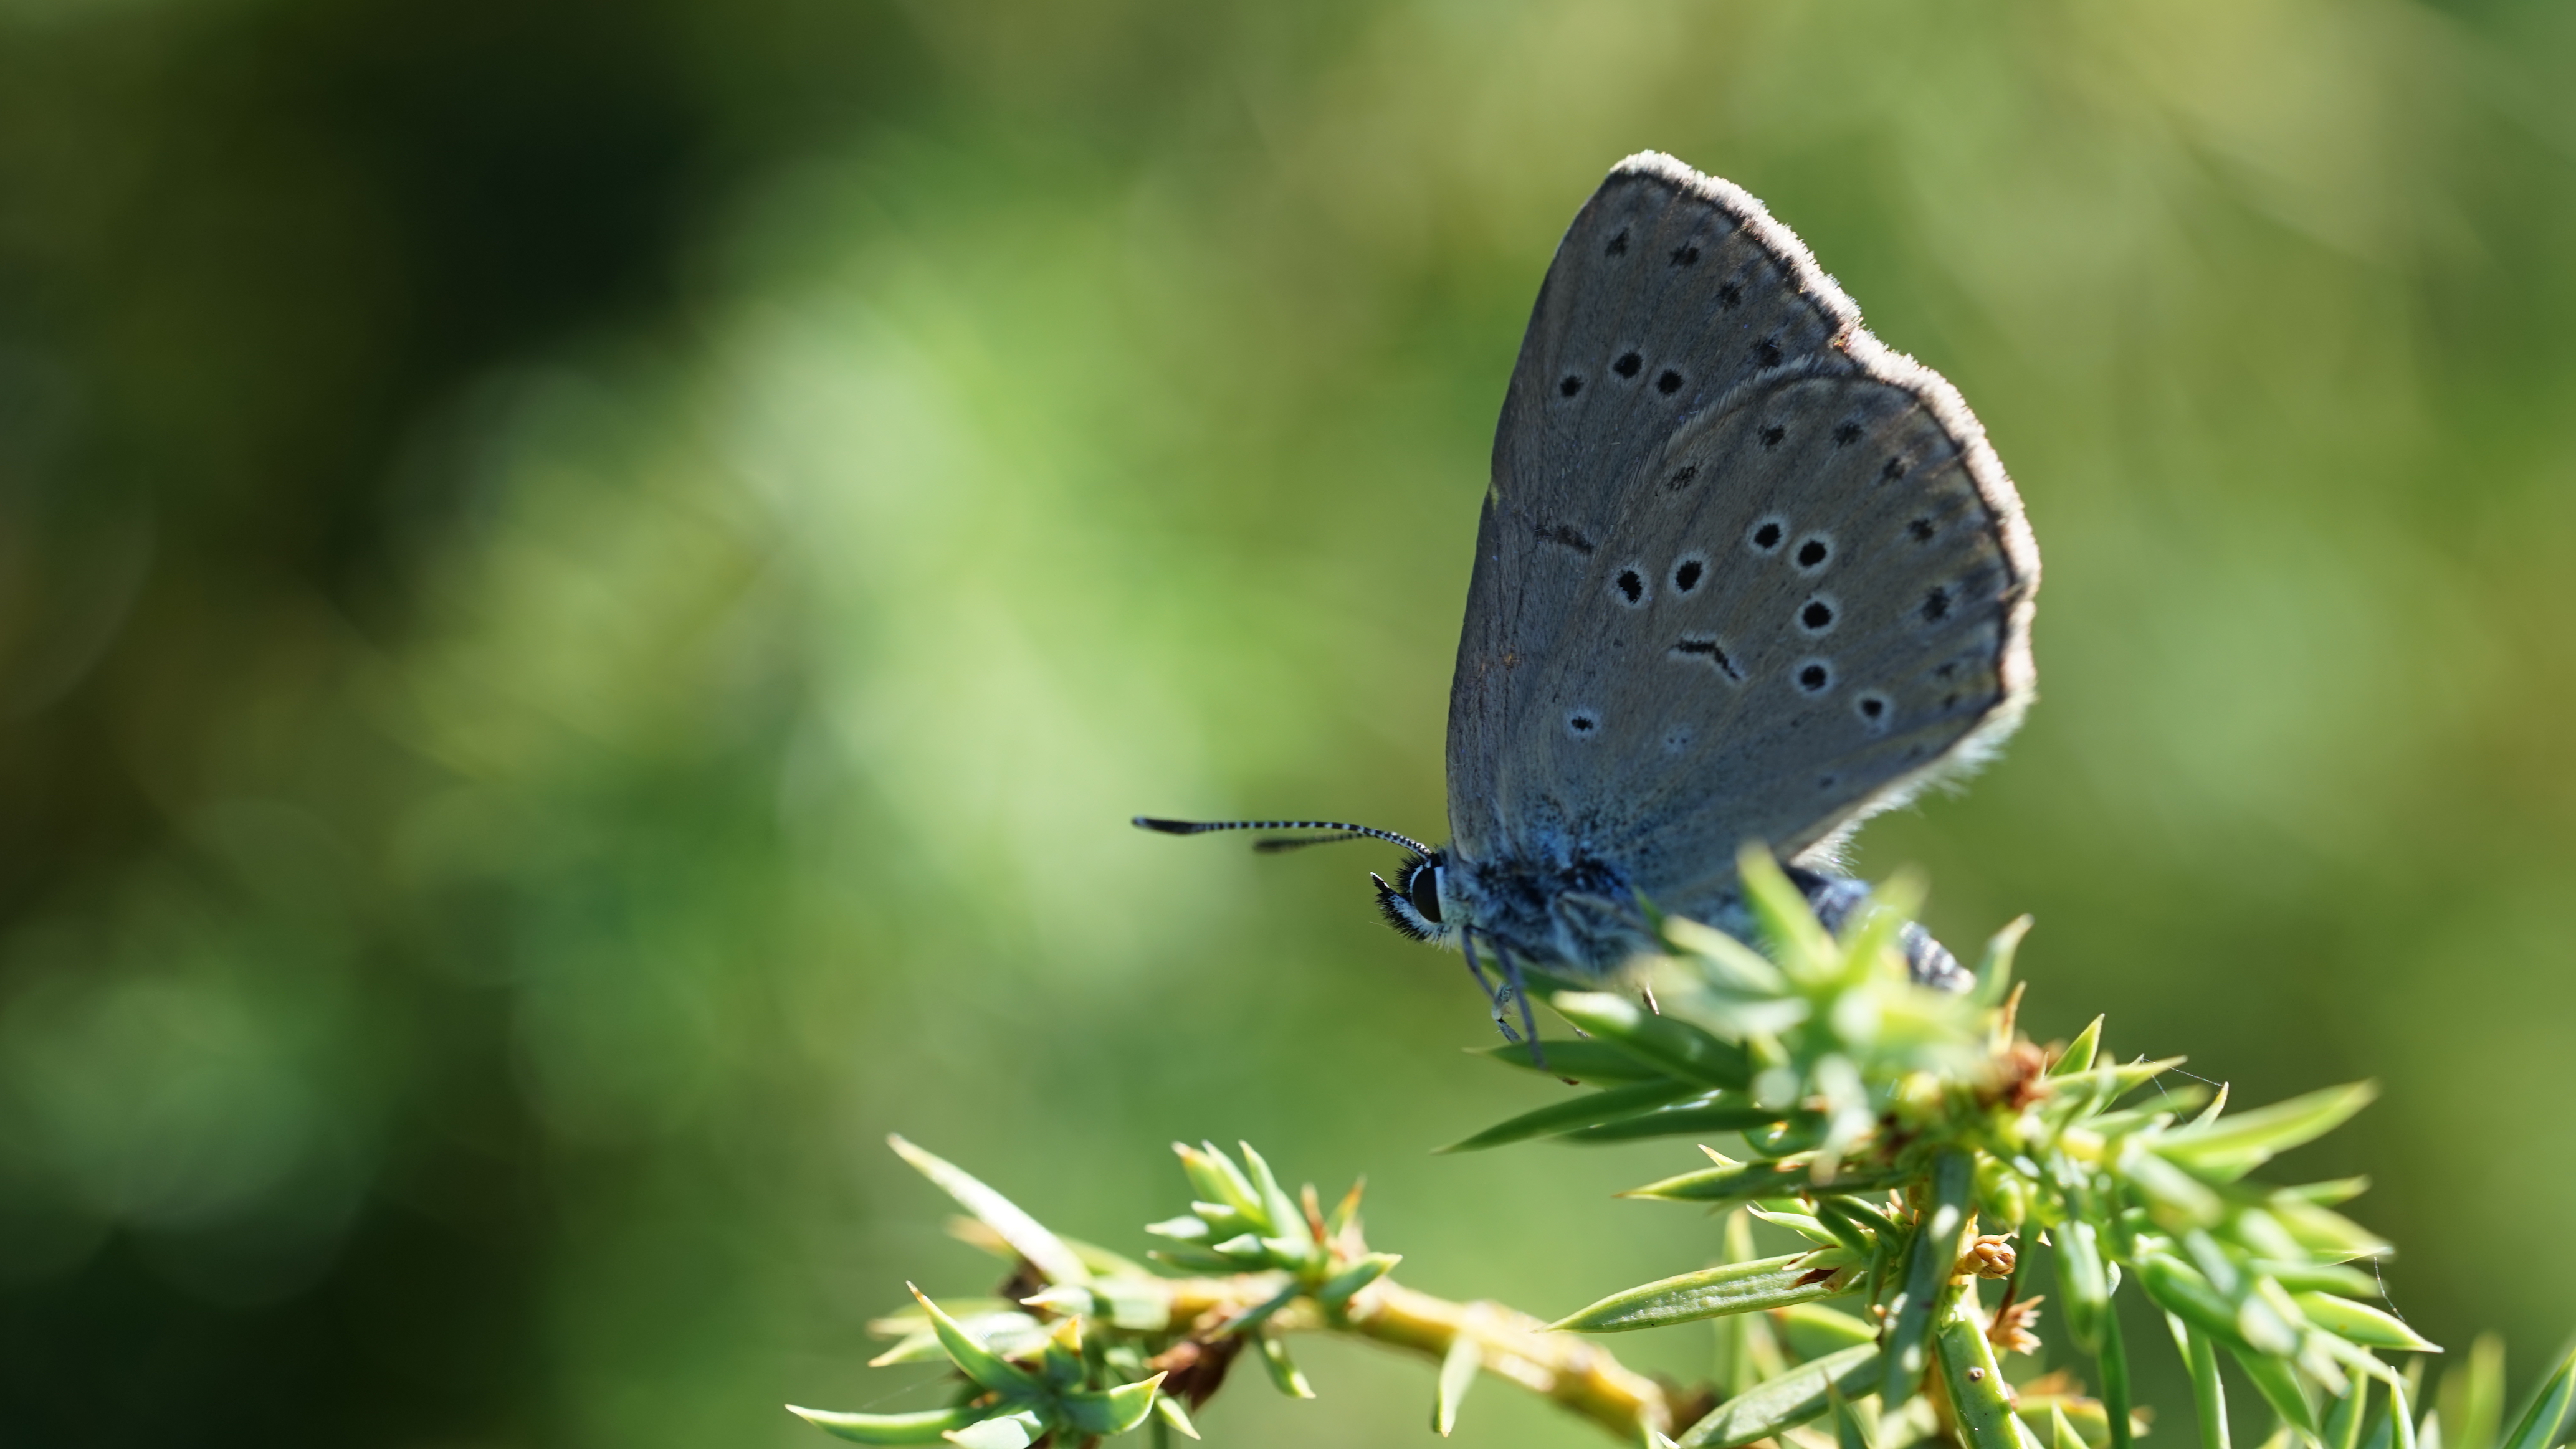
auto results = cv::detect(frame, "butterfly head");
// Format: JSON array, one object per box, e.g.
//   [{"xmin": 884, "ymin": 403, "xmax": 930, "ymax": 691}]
[{"xmin": 1370, "ymin": 850, "xmax": 1453, "ymax": 944}]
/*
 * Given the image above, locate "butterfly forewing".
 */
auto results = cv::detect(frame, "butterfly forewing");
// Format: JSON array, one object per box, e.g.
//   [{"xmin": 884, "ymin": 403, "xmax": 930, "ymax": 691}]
[
  {"xmin": 1448, "ymin": 153, "xmax": 2037, "ymax": 916},
  {"xmin": 1451, "ymin": 157, "xmax": 1855, "ymax": 853}
]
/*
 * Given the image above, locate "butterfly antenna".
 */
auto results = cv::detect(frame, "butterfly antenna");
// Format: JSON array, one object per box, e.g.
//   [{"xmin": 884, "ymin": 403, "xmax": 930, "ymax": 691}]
[{"xmin": 1132, "ymin": 816, "xmax": 1436, "ymax": 857}]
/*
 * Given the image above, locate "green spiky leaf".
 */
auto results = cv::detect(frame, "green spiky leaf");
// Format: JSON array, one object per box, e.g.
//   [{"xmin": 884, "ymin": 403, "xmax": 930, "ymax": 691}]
[
  {"xmin": 1558, "ymin": 1098, "xmax": 1786, "ymax": 1143},
  {"xmin": 1621, "ymin": 1157, "xmax": 1903, "ymax": 1205},
  {"xmin": 1777, "ymin": 1303, "xmax": 1879, "ymax": 1359},
  {"xmin": 1176, "ymin": 1143, "xmax": 1266, "ymax": 1228},
  {"xmin": 1235, "ymin": 1143, "xmax": 1304, "ymax": 1247},
  {"xmin": 1972, "ymin": 915, "xmax": 2032, "ymax": 1007},
  {"xmin": 2228, "ymin": 1341, "xmax": 2321, "ymax": 1437},
  {"xmin": 907, "ymin": 1285, "xmax": 1041, "ymax": 1396},
  {"xmin": 943, "ymin": 1409, "xmax": 1044, "ymax": 1449},
  {"xmin": 2297, "ymin": 1293, "xmax": 2440, "ymax": 1353},
  {"xmin": 2445, "ymin": 1336, "xmax": 2509, "ymax": 1449},
  {"xmin": 1828, "ymin": 1384, "xmax": 1874, "ymax": 1449},
  {"xmin": 1439, "ymin": 1077, "xmax": 1704, "ymax": 1152},
  {"xmin": 1548, "ymin": 991, "xmax": 1752, "ymax": 1090},
  {"xmin": 1552, "ymin": 1250, "xmax": 1856, "ymax": 1332},
  {"xmin": 2498, "ymin": 1348, "xmax": 2576, "ymax": 1449},
  {"xmin": 1255, "ymin": 1332, "xmax": 1313, "ymax": 1399},
  {"xmin": 2156, "ymin": 1084, "xmax": 2380, "ymax": 1181},
  {"xmin": 1152, "ymin": 1393, "xmax": 1201, "ymax": 1442},
  {"xmin": 2053, "ymin": 1017, "xmax": 2104, "ymax": 1076},
  {"xmin": 1434, "ymin": 1334, "xmax": 1479, "ymax": 1437},
  {"xmin": 1735, "ymin": 847, "xmax": 1836, "ymax": 974},
  {"xmin": 1315, "ymin": 1252, "xmax": 1400, "ymax": 1310},
  {"xmin": 2167, "ymin": 1311, "xmax": 2232, "ymax": 1449},
  {"xmin": 788, "ymin": 1405, "xmax": 985, "ymax": 1445},
  {"xmin": 890, "ymin": 1138, "xmax": 1090, "ymax": 1286},
  {"xmin": 1476, "ymin": 1039, "xmax": 1673, "ymax": 1084},
  {"xmin": 1061, "ymin": 1374, "xmax": 1169, "ymax": 1436},
  {"xmin": 2020, "ymin": 1396, "xmax": 2124, "ymax": 1449},
  {"xmin": 1677, "ymin": 1343, "xmax": 1881, "ymax": 1448}
]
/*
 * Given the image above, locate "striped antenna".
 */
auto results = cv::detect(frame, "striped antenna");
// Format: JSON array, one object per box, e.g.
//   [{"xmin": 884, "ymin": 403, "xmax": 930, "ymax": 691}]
[{"xmin": 1132, "ymin": 816, "xmax": 1436, "ymax": 858}]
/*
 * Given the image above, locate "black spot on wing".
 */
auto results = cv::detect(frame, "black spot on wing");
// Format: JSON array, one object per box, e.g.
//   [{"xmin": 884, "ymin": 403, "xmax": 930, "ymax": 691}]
[
  {"xmin": 1537, "ymin": 521, "xmax": 1596, "ymax": 554},
  {"xmin": 1671, "ymin": 635, "xmax": 1744, "ymax": 682}
]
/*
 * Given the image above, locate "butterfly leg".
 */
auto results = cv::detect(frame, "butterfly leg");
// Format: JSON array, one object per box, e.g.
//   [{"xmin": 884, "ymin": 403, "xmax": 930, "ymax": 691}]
[
  {"xmin": 1459, "ymin": 930, "xmax": 1521, "ymax": 1043},
  {"xmin": 1489, "ymin": 941, "xmax": 1545, "ymax": 1063}
]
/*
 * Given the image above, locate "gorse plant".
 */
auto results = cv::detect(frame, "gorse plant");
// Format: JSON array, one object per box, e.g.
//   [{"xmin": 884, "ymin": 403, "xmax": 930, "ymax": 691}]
[{"xmin": 789, "ymin": 851, "xmax": 2576, "ymax": 1449}]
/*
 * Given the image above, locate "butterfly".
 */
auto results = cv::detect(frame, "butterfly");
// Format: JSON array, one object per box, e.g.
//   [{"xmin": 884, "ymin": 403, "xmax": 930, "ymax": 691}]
[{"xmin": 1140, "ymin": 153, "xmax": 2038, "ymax": 1042}]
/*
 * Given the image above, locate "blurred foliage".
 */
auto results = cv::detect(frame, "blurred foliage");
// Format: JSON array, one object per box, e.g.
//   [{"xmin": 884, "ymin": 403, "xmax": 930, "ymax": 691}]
[{"xmin": 1, "ymin": 1, "xmax": 2574, "ymax": 1445}]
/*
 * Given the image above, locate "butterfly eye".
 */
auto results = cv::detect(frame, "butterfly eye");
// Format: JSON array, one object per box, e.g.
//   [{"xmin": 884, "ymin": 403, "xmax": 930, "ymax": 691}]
[{"xmin": 1408, "ymin": 861, "xmax": 1445, "ymax": 924}]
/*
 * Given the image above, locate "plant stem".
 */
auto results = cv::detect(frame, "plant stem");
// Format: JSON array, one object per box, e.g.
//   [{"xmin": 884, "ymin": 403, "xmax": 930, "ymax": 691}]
[
  {"xmin": 1144, "ymin": 1271, "xmax": 1674, "ymax": 1440},
  {"xmin": 2168, "ymin": 1314, "xmax": 2230, "ymax": 1449},
  {"xmin": 2097, "ymin": 1284, "xmax": 2133, "ymax": 1449},
  {"xmin": 1340, "ymin": 1278, "xmax": 1674, "ymax": 1441},
  {"xmin": 1937, "ymin": 1285, "xmax": 2035, "ymax": 1449}
]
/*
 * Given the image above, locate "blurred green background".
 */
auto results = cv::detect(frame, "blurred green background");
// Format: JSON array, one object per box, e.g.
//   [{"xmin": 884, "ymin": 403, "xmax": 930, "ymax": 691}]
[{"xmin": 2, "ymin": 0, "xmax": 2573, "ymax": 1443}]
